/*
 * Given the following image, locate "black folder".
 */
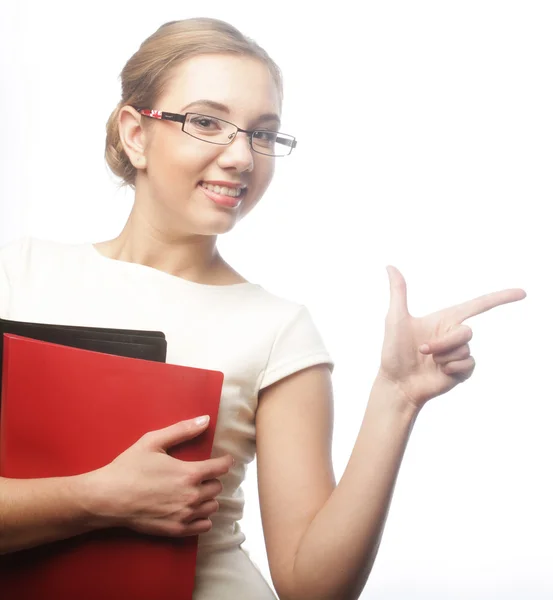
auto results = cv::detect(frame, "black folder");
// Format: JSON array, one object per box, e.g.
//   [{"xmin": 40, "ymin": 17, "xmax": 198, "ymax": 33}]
[{"xmin": 0, "ymin": 318, "xmax": 167, "ymax": 387}]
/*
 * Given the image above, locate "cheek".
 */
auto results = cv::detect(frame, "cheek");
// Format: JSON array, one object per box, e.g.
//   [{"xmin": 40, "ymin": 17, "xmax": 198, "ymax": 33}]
[
  {"xmin": 150, "ymin": 140, "xmax": 217, "ymax": 189},
  {"xmin": 254, "ymin": 159, "xmax": 276, "ymax": 192},
  {"xmin": 240, "ymin": 161, "xmax": 275, "ymax": 216}
]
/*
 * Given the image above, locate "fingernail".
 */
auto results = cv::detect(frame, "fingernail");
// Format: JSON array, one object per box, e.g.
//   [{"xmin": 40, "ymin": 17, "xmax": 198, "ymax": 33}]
[{"xmin": 195, "ymin": 415, "xmax": 209, "ymax": 426}]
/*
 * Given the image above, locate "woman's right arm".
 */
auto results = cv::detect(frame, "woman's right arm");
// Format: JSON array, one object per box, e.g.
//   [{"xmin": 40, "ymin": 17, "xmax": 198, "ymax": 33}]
[
  {"xmin": 0, "ymin": 473, "xmax": 105, "ymax": 555},
  {"xmin": 0, "ymin": 417, "xmax": 233, "ymax": 555}
]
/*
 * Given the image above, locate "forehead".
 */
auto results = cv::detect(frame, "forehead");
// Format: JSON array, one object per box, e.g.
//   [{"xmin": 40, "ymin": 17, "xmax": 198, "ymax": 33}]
[{"xmin": 160, "ymin": 54, "xmax": 281, "ymax": 119}]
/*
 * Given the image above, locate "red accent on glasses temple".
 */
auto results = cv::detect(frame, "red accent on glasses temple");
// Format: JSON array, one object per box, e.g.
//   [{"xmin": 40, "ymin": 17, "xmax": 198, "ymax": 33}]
[{"xmin": 139, "ymin": 109, "xmax": 163, "ymax": 119}]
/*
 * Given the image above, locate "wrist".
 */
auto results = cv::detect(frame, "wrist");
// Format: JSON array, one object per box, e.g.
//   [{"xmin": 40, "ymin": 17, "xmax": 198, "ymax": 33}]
[
  {"xmin": 372, "ymin": 369, "xmax": 423, "ymax": 419},
  {"xmin": 67, "ymin": 470, "xmax": 119, "ymax": 530}
]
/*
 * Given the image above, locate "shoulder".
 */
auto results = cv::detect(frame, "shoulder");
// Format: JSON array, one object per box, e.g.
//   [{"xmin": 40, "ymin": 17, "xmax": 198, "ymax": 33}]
[
  {"xmin": 1, "ymin": 236, "xmax": 81, "ymax": 261},
  {"xmin": 244, "ymin": 288, "xmax": 334, "ymax": 392},
  {"xmin": 0, "ymin": 236, "xmax": 88, "ymax": 282},
  {"xmin": 252, "ymin": 288, "xmax": 326, "ymax": 342},
  {"xmin": 0, "ymin": 236, "xmax": 33, "ymax": 280},
  {"xmin": 0, "ymin": 235, "xmax": 30, "ymax": 263},
  {"xmin": 242, "ymin": 287, "xmax": 325, "ymax": 350},
  {"xmin": 243, "ymin": 281, "xmax": 318, "ymax": 324}
]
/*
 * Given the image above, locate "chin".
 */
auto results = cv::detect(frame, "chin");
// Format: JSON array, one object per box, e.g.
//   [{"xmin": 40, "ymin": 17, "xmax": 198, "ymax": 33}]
[
  {"xmin": 209, "ymin": 221, "xmax": 237, "ymax": 235},
  {"xmin": 189, "ymin": 214, "xmax": 241, "ymax": 237}
]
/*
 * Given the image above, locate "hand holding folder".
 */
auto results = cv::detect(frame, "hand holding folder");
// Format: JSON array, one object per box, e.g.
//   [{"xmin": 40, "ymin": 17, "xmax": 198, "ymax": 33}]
[
  {"xmin": 0, "ymin": 328, "xmax": 225, "ymax": 600},
  {"xmin": 87, "ymin": 414, "xmax": 233, "ymax": 538}
]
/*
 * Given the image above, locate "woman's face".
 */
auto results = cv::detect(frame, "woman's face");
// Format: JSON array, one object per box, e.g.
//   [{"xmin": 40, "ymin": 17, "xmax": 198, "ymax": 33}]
[{"xmin": 121, "ymin": 53, "xmax": 281, "ymax": 238}]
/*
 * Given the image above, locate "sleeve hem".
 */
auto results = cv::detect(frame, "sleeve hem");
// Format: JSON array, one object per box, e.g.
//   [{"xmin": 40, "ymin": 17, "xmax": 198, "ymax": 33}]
[{"xmin": 257, "ymin": 352, "xmax": 334, "ymax": 392}]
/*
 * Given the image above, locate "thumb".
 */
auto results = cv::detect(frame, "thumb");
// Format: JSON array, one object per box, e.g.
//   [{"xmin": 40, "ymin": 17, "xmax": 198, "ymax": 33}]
[
  {"xmin": 145, "ymin": 416, "xmax": 210, "ymax": 451},
  {"xmin": 386, "ymin": 265, "xmax": 409, "ymax": 318}
]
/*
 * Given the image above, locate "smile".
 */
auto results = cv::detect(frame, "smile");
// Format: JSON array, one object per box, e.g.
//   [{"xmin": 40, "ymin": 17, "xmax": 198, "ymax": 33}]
[
  {"xmin": 199, "ymin": 182, "xmax": 245, "ymax": 208},
  {"xmin": 200, "ymin": 182, "xmax": 245, "ymax": 199}
]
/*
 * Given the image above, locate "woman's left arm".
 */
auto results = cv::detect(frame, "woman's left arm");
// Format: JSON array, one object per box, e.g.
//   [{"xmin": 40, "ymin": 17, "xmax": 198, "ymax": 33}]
[
  {"xmin": 256, "ymin": 267, "xmax": 526, "ymax": 600},
  {"xmin": 257, "ymin": 364, "xmax": 417, "ymax": 600}
]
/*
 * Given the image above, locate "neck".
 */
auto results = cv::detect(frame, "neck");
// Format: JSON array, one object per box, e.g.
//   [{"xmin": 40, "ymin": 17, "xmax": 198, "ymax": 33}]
[{"xmin": 96, "ymin": 209, "xmax": 226, "ymax": 284}]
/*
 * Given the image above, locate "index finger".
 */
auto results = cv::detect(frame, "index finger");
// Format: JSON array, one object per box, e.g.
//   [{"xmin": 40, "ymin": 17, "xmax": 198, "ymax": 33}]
[
  {"xmin": 190, "ymin": 455, "xmax": 234, "ymax": 482},
  {"xmin": 450, "ymin": 288, "xmax": 527, "ymax": 322}
]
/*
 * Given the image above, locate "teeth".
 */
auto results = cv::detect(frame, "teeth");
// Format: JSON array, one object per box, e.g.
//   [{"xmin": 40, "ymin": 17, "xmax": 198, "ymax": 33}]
[{"xmin": 201, "ymin": 182, "xmax": 243, "ymax": 198}]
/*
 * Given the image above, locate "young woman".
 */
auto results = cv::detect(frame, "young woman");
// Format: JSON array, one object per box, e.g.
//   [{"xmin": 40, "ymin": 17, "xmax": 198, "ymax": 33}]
[{"xmin": 0, "ymin": 18, "xmax": 526, "ymax": 600}]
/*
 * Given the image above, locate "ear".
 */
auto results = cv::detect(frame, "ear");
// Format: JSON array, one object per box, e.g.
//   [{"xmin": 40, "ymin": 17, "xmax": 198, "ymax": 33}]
[{"xmin": 119, "ymin": 106, "xmax": 147, "ymax": 169}]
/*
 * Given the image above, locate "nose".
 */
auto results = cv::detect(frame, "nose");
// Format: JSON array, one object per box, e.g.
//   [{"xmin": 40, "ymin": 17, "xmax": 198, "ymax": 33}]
[{"xmin": 217, "ymin": 131, "xmax": 254, "ymax": 173}]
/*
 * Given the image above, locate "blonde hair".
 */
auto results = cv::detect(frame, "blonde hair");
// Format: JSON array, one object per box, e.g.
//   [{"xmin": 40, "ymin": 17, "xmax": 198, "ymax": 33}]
[{"xmin": 105, "ymin": 18, "xmax": 284, "ymax": 189}]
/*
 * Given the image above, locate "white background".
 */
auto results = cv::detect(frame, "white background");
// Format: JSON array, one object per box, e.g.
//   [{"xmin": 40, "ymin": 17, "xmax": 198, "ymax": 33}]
[{"xmin": 1, "ymin": 1, "xmax": 552, "ymax": 598}]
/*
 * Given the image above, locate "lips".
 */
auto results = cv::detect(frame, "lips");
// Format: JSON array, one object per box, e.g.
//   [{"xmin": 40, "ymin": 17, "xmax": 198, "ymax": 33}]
[
  {"xmin": 198, "ymin": 183, "xmax": 244, "ymax": 208},
  {"xmin": 200, "ymin": 181, "xmax": 245, "ymax": 199}
]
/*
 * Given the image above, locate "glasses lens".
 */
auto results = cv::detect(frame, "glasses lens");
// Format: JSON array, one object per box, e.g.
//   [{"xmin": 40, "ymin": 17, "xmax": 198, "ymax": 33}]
[
  {"xmin": 252, "ymin": 131, "xmax": 295, "ymax": 156},
  {"xmin": 184, "ymin": 113, "xmax": 236, "ymax": 144}
]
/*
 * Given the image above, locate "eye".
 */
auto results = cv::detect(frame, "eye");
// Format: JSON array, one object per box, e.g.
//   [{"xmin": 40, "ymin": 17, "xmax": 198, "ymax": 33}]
[
  {"xmin": 253, "ymin": 130, "xmax": 278, "ymax": 146},
  {"xmin": 256, "ymin": 130, "xmax": 274, "ymax": 139},
  {"xmin": 190, "ymin": 116, "xmax": 222, "ymax": 130}
]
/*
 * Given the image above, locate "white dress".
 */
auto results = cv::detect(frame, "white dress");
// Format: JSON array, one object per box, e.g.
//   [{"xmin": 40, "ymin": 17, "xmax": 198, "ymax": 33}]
[{"xmin": 0, "ymin": 237, "xmax": 334, "ymax": 599}]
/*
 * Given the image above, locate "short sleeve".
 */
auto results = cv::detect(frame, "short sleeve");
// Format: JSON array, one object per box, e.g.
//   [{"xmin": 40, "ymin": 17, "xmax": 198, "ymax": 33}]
[
  {"xmin": 0, "ymin": 237, "xmax": 27, "ymax": 319},
  {"xmin": 0, "ymin": 243, "xmax": 13, "ymax": 318},
  {"xmin": 0, "ymin": 256, "xmax": 8, "ymax": 318},
  {"xmin": 257, "ymin": 304, "xmax": 334, "ymax": 392}
]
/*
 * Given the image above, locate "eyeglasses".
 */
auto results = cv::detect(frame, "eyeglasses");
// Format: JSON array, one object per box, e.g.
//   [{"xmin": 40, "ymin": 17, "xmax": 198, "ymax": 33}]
[{"xmin": 134, "ymin": 108, "xmax": 297, "ymax": 157}]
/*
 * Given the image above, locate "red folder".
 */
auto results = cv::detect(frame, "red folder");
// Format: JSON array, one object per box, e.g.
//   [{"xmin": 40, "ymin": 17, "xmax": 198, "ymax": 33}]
[{"xmin": 0, "ymin": 333, "xmax": 224, "ymax": 600}]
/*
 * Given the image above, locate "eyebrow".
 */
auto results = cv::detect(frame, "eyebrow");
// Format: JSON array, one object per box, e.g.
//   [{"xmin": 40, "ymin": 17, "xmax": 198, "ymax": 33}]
[{"xmin": 180, "ymin": 99, "xmax": 281, "ymax": 128}]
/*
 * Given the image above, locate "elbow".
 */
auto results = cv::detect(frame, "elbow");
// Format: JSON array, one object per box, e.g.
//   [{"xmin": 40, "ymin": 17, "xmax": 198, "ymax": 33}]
[
  {"xmin": 276, "ymin": 590, "xmax": 361, "ymax": 600},
  {"xmin": 273, "ymin": 538, "xmax": 379, "ymax": 600},
  {"xmin": 275, "ymin": 577, "xmax": 366, "ymax": 600},
  {"xmin": 275, "ymin": 563, "xmax": 374, "ymax": 600}
]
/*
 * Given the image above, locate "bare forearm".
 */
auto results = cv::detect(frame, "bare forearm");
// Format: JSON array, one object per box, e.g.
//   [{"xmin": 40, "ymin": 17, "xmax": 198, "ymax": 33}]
[
  {"xmin": 290, "ymin": 376, "xmax": 419, "ymax": 600},
  {"xmin": 0, "ymin": 474, "xmax": 103, "ymax": 555}
]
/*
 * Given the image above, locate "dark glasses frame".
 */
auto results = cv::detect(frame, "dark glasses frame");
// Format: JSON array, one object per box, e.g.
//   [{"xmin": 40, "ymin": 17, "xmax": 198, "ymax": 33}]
[{"xmin": 134, "ymin": 108, "xmax": 297, "ymax": 157}]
